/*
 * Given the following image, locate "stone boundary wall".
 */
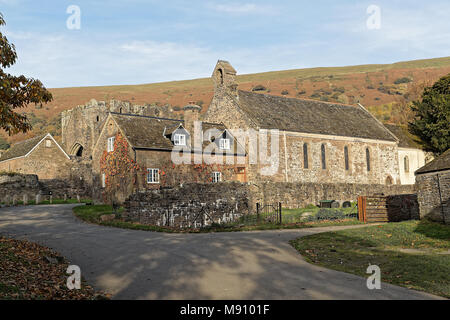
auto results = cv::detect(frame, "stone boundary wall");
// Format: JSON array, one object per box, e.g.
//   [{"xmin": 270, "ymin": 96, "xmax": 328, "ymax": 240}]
[
  {"xmin": 124, "ymin": 182, "xmax": 250, "ymax": 228},
  {"xmin": 250, "ymin": 182, "xmax": 416, "ymax": 209},
  {"xmin": 416, "ymin": 170, "xmax": 449, "ymax": 224},
  {"xmin": 0, "ymin": 174, "xmax": 91, "ymax": 204}
]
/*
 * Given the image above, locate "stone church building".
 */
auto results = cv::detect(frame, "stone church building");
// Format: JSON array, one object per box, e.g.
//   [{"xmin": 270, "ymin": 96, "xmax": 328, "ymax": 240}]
[{"xmin": 0, "ymin": 60, "xmax": 428, "ymax": 204}]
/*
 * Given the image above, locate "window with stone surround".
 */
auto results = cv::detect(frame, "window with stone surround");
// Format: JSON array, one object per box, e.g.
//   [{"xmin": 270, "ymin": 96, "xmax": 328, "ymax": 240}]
[
  {"xmin": 147, "ymin": 168, "xmax": 160, "ymax": 184},
  {"xmin": 366, "ymin": 148, "xmax": 371, "ymax": 172},
  {"xmin": 344, "ymin": 146, "xmax": 349, "ymax": 171},
  {"xmin": 107, "ymin": 137, "xmax": 115, "ymax": 152},
  {"xmin": 321, "ymin": 144, "xmax": 326, "ymax": 170},
  {"xmin": 404, "ymin": 156, "xmax": 410, "ymax": 173},
  {"xmin": 303, "ymin": 143, "xmax": 309, "ymax": 169}
]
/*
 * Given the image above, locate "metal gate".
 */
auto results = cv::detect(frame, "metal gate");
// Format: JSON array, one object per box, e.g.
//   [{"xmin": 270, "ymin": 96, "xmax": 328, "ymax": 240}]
[{"xmin": 256, "ymin": 202, "xmax": 282, "ymax": 224}]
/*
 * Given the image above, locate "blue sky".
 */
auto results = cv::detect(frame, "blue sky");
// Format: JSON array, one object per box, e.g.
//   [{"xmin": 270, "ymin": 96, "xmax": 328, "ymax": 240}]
[{"xmin": 1, "ymin": 0, "xmax": 449, "ymax": 88}]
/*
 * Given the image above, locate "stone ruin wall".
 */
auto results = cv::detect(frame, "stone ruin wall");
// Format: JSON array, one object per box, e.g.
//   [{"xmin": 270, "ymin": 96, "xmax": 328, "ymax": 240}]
[{"xmin": 61, "ymin": 99, "xmax": 177, "ymax": 158}]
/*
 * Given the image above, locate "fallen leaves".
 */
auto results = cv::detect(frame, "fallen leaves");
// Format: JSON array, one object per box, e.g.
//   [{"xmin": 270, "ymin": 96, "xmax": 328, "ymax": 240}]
[{"xmin": 0, "ymin": 236, "xmax": 110, "ymax": 300}]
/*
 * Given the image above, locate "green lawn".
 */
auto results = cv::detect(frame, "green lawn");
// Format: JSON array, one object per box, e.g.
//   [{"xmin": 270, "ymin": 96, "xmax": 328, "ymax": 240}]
[
  {"xmin": 73, "ymin": 204, "xmax": 362, "ymax": 233},
  {"xmin": 290, "ymin": 220, "xmax": 450, "ymax": 298}
]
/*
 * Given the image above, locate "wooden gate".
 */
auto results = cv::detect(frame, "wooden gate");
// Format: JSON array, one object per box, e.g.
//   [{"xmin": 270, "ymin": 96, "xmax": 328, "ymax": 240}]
[
  {"xmin": 358, "ymin": 196, "xmax": 389, "ymax": 223},
  {"xmin": 358, "ymin": 195, "xmax": 418, "ymax": 223}
]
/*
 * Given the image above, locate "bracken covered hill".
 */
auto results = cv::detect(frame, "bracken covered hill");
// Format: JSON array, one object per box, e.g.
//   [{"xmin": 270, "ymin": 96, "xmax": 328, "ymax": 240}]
[{"xmin": 2, "ymin": 56, "xmax": 450, "ymax": 145}]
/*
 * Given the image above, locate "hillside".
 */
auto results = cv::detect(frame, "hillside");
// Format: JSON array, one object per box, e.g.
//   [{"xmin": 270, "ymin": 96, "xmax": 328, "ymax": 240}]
[{"xmin": 2, "ymin": 56, "xmax": 450, "ymax": 145}]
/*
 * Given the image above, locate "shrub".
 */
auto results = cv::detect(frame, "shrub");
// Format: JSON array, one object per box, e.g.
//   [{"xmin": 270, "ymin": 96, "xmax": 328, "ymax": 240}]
[
  {"xmin": 333, "ymin": 87, "xmax": 346, "ymax": 93},
  {"xmin": 394, "ymin": 77, "xmax": 412, "ymax": 84},
  {"xmin": 306, "ymin": 209, "xmax": 346, "ymax": 222},
  {"xmin": 252, "ymin": 85, "xmax": 267, "ymax": 92}
]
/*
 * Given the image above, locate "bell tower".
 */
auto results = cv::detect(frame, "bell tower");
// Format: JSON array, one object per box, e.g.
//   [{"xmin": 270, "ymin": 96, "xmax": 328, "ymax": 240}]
[{"xmin": 212, "ymin": 60, "xmax": 237, "ymax": 95}]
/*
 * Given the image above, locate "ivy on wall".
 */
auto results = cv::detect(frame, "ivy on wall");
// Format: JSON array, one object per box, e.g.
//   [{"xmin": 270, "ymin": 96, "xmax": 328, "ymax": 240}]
[{"xmin": 99, "ymin": 132, "xmax": 140, "ymax": 203}]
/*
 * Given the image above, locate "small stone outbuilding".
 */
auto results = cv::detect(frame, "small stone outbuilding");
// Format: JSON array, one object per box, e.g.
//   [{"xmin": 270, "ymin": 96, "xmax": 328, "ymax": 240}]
[{"xmin": 415, "ymin": 149, "xmax": 450, "ymax": 224}]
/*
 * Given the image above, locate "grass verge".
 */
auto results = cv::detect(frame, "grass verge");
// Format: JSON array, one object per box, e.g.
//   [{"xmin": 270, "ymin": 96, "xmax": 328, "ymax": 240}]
[
  {"xmin": 290, "ymin": 220, "xmax": 450, "ymax": 298},
  {"xmin": 73, "ymin": 204, "xmax": 363, "ymax": 233}
]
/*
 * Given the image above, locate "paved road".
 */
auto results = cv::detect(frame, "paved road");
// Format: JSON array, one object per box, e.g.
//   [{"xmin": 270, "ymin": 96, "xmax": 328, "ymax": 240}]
[{"xmin": 0, "ymin": 204, "xmax": 443, "ymax": 300}]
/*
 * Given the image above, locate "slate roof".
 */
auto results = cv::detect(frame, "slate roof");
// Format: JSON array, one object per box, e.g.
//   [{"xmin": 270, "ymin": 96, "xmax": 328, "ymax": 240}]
[
  {"xmin": 0, "ymin": 134, "xmax": 46, "ymax": 162},
  {"xmin": 110, "ymin": 113, "xmax": 244, "ymax": 154},
  {"xmin": 236, "ymin": 90, "xmax": 397, "ymax": 142},
  {"xmin": 384, "ymin": 124, "xmax": 421, "ymax": 149},
  {"xmin": 111, "ymin": 113, "xmax": 183, "ymax": 150},
  {"xmin": 415, "ymin": 149, "xmax": 450, "ymax": 175}
]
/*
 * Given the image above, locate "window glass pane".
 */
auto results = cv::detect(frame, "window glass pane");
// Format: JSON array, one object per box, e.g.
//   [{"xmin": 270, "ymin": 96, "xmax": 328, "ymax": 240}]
[
  {"xmin": 321, "ymin": 144, "xmax": 326, "ymax": 169},
  {"xmin": 303, "ymin": 143, "xmax": 308, "ymax": 169},
  {"xmin": 344, "ymin": 146, "xmax": 349, "ymax": 171}
]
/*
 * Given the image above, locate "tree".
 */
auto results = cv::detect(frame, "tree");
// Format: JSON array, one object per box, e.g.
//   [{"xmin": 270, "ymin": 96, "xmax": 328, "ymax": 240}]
[
  {"xmin": 0, "ymin": 135, "xmax": 9, "ymax": 149},
  {"xmin": 408, "ymin": 74, "xmax": 450, "ymax": 155},
  {"xmin": 0, "ymin": 13, "xmax": 52, "ymax": 135}
]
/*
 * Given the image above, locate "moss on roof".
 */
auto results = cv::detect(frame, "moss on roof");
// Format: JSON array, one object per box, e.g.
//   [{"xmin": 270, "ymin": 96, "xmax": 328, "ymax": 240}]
[
  {"xmin": 416, "ymin": 149, "xmax": 450, "ymax": 175},
  {"xmin": 0, "ymin": 135, "xmax": 46, "ymax": 162},
  {"xmin": 236, "ymin": 90, "xmax": 397, "ymax": 142}
]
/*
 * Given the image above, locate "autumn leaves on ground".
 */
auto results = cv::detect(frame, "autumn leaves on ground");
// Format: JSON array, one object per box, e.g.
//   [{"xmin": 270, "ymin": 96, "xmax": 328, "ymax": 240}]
[
  {"xmin": 3, "ymin": 56, "xmax": 450, "ymax": 144},
  {"xmin": 0, "ymin": 236, "xmax": 109, "ymax": 300}
]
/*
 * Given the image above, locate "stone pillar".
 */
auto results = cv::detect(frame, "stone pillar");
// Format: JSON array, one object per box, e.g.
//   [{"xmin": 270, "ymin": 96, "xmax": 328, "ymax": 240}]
[
  {"xmin": 49, "ymin": 195, "xmax": 53, "ymax": 204},
  {"xmin": 77, "ymin": 195, "xmax": 81, "ymax": 203},
  {"xmin": 23, "ymin": 194, "xmax": 28, "ymax": 206},
  {"xmin": 12, "ymin": 195, "xmax": 16, "ymax": 206},
  {"xmin": 36, "ymin": 194, "xmax": 41, "ymax": 205},
  {"xmin": 64, "ymin": 194, "xmax": 67, "ymax": 202}
]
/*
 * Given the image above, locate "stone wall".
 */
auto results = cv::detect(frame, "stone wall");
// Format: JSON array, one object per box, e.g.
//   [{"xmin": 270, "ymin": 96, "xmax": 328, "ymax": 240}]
[
  {"xmin": 61, "ymin": 99, "xmax": 174, "ymax": 158},
  {"xmin": 124, "ymin": 183, "xmax": 250, "ymax": 228},
  {"xmin": 0, "ymin": 173, "xmax": 91, "ymax": 203},
  {"xmin": 250, "ymin": 182, "xmax": 416, "ymax": 209},
  {"xmin": 416, "ymin": 170, "xmax": 450, "ymax": 224}
]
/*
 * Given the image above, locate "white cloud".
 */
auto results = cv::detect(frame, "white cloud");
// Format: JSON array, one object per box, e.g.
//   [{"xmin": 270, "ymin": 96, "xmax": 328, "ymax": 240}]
[{"xmin": 209, "ymin": 2, "xmax": 277, "ymax": 15}]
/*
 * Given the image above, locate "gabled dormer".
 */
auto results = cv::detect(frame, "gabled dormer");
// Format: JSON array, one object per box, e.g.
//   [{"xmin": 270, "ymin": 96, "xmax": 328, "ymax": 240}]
[{"xmin": 164, "ymin": 123, "xmax": 190, "ymax": 147}]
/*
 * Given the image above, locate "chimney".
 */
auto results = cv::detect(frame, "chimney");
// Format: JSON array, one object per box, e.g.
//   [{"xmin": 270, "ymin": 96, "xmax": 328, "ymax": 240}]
[{"xmin": 183, "ymin": 103, "xmax": 202, "ymax": 148}]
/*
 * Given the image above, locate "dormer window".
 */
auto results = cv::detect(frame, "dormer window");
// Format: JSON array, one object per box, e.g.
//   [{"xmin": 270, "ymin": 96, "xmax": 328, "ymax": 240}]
[
  {"xmin": 174, "ymin": 134, "xmax": 186, "ymax": 146},
  {"xmin": 219, "ymin": 138, "xmax": 230, "ymax": 150}
]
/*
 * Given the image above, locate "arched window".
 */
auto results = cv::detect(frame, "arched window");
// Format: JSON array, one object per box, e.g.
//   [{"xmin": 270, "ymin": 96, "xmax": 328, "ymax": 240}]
[
  {"xmin": 386, "ymin": 176, "xmax": 393, "ymax": 185},
  {"xmin": 404, "ymin": 156, "xmax": 410, "ymax": 173},
  {"xmin": 303, "ymin": 143, "xmax": 309, "ymax": 169},
  {"xmin": 321, "ymin": 144, "xmax": 326, "ymax": 170},
  {"xmin": 366, "ymin": 148, "xmax": 371, "ymax": 171},
  {"xmin": 344, "ymin": 146, "xmax": 349, "ymax": 171}
]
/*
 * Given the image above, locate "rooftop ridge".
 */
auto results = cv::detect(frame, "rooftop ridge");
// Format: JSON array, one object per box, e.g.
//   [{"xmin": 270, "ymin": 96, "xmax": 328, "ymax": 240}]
[
  {"xmin": 238, "ymin": 89, "xmax": 357, "ymax": 109},
  {"xmin": 109, "ymin": 112, "xmax": 184, "ymax": 122}
]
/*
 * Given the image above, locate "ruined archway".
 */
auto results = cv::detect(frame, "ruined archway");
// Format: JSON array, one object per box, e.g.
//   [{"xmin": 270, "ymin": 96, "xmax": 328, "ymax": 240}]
[{"xmin": 70, "ymin": 143, "xmax": 84, "ymax": 157}]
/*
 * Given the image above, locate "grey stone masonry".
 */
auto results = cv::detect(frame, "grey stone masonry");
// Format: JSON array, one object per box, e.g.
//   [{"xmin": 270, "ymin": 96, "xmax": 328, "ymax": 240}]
[
  {"xmin": 124, "ymin": 182, "xmax": 250, "ymax": 229},
  {"xmin": 416, "ymin": 170, "xmax": 450, "ymax": 224}
]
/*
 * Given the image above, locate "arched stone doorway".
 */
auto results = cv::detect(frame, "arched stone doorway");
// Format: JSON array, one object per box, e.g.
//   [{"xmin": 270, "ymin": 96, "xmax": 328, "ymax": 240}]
[{"xmin": 71, "ymin": 143, "xmax": 84, "ymax": 157}]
